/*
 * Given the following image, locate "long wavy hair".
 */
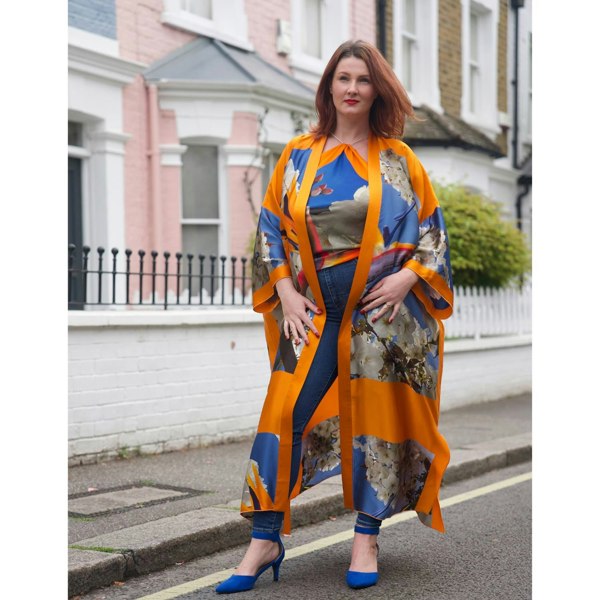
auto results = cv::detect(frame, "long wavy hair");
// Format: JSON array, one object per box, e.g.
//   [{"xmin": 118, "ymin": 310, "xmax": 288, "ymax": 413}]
[{"xmin": 311, "ymin": 40, "xmax": 414, "ymax": 139}]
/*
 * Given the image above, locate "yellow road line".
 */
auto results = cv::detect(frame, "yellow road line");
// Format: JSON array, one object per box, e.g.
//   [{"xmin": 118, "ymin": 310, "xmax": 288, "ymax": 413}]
[{"xmin": 135, "ymin": 471, "xmax": 531, "ymax": 600}]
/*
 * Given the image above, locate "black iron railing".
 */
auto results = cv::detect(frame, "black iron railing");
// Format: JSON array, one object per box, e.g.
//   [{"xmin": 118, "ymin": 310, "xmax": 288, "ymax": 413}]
[{"xmin": 68, "ymin": 245, "xmax": 251, "ymax": 310}]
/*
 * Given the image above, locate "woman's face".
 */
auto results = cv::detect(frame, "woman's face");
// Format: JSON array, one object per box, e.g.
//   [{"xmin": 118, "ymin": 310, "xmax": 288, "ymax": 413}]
[{"xmin": 330, "ymin": 56, "xmax": 377, "ymax": 122}]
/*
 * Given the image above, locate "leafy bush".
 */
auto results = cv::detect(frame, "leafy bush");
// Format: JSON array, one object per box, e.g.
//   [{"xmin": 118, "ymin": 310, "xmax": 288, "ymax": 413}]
[{"xmin": 433, "ymin": 182, "xmax": 531, "ymax": 288}]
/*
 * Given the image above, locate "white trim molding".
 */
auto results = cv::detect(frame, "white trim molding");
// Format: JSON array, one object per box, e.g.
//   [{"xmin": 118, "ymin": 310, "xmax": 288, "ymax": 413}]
[
  {"xmin": 160, "ymin": 144, "xmax": 188, "ymax": 166},
  {"xmin": 89, "ymin": 130, "xmax": 131, "ymax": 156},
  {"xmin": 393, "ymin": 0, "xmax": 442, "ymax": 113},
  {"xmin": 222, "ymin": 145, "xmax": 264, "ymax": 168},
  {"xmin": 68, "ymin": 44, "xmax": 146, "ymax": 86},
  {"xmin": 289, "ymin": 0, "xmax": 349, "ymax": 85},
  {"xmin": 461, "ymin": 0, "xmax": 500, "ymax": 139},
  {"xmin": 161, "ymin": 0, "xmax": 252, "ymax": 51},
  {"xmin": 68, "ymin": 26, "xmax": 119, "ymax": 57}
]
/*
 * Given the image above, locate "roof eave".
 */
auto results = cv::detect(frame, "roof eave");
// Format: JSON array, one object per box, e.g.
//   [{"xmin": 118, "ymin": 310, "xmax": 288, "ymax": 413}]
[
  {"xmin": 147, "ymin": 78, "xmax": 315, "ymax": 111},
  {"xmin": 404, "ymin": 138, "xmax": 505, "ymax": 159}
]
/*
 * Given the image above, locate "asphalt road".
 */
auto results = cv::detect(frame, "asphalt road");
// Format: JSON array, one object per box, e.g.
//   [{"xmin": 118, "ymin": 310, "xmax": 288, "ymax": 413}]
[{"xmin": 79, "ymin": 461, "xmax": 532, "ymax": 600}]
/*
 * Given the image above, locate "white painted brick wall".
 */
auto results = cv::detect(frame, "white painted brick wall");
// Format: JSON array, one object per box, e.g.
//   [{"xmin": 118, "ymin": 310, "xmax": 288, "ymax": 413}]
[{"xmin": 68, "ymin": 310, "xmax": 531, "ymax": 465}]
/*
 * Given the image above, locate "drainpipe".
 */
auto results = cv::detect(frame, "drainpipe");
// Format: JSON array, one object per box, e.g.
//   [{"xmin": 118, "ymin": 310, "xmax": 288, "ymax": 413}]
[
  {"xmin": 147, "ymin": 83, "xmax": 163, "ymax": 252},
  {"xmin": 377, "ymin": 0, "xmax": 387, "ymax": 57},
  {"xmin": 511, "ymin": 1, "xmax": 526, "ymax": 229},
  {"xmin": 516, "ymin": 179, "xmax": 530, "ymax": 232}
]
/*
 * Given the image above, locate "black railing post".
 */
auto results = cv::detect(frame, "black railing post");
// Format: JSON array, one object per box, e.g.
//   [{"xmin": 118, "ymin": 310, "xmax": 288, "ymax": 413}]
[
  {"xmin": 209, "ymin": 255, "xmax": 216, "ymax": 305},
  {"xmin": 241, "ymin": 257, "xmax": 247, "ymax": 305},
  {"xmin": 220, "ymin": 255, "xmax": 227, "ymax": 305},
  {"xmin": 125, "ymin": 249, "xmax": 132, "ymax": 305},
  {"xmin": 97, "ymin": 247, "xmax": 105, "ymax": 305},
  {"xmin": 151, "ymin": 250, "xmax": 158, "ymax": 305},
  {"xmin": 138, "ymin": 249, "xmax": 146, "ymax": 304},
  {"xmin": 199, "ymin": 254, "xmax": 206, "ymax": 305},
  {"xmin": 111, "ymin": 248, "xmax": 119, "ymax": 305},
  {"xmin": 175, "ymin": 252, "xmax": 182, "ymax": 305},
  {"xmin": 82, "ymin": 246, "xmax": 90, "ymax": 305},
  {"xmin": 186, "ymin": 253, "xmax": 193, "ymax": 305},
  {"xmin": 231, "ymin": 256, "xmax": 237, "ymax": 305},
  {"xmin": 163, "ymin": 251, "xmax": 170, "ymax": 310}
]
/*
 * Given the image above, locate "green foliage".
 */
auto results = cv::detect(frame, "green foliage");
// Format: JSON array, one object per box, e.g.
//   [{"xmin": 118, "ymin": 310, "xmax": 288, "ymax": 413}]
[{"xmin": 433, "ymin": 182, "xmax": 531, "ymax": 288}]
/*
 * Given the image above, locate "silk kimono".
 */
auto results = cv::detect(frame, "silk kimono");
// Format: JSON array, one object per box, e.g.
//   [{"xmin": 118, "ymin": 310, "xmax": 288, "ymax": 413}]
[{"xmin": 242, "ymin": 133, "xmax": 453, "ymax": 535}]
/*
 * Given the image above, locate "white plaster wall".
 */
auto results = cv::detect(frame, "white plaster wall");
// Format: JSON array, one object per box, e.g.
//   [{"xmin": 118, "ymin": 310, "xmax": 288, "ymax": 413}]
[
  {"xmin": 68, "ymin": 311, "xmax": 531, "ymax": 465},
  {"xmin": 415, "ymin": 147, "xmax": 518, "ymax": 217}
]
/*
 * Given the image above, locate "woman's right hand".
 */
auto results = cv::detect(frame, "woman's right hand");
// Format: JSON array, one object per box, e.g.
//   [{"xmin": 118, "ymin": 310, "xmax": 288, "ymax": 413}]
[{"xmin": 275, "ymin": 277, "xmax": 322, "ymax": 346}]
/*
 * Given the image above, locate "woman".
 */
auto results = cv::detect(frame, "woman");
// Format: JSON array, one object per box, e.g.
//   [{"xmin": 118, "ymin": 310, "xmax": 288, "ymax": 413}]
[{"xmin": 216, "ymin": 39, "xmax": 453, "ymax": 594}]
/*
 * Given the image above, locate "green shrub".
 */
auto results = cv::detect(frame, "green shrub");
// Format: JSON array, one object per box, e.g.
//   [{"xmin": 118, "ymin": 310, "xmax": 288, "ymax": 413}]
[{"xmin": 433, "ymin": 182, "xmax": 531, "ymax": 288}]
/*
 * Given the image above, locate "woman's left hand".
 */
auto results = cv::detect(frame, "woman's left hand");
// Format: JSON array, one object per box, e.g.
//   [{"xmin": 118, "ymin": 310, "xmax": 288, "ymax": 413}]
[{"xmin": 359, "ymin": 268, "xmax": 420, "ymax": 323}]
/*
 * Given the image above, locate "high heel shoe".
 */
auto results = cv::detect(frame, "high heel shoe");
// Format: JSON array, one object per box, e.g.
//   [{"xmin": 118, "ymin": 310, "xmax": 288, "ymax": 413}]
[
  {"xmin": 215, "ymin": 530, "xmax": 285, "ymax": 594},
  {"xmin": 346, "ymin": 525, "xmax": 379, "ymax": 589}
]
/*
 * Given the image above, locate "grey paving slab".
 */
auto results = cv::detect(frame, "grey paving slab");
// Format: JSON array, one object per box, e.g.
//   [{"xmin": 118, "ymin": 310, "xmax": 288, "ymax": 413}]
[{"xmin": 69, "ymin": 486, "xmax": 187, "ymax": 515}]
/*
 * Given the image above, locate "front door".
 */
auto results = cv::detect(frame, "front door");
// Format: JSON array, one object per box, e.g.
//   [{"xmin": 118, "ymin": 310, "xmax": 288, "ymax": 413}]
[{"xmin": 68, "ymin": 156, "xmax": 84, "ymax": 309}]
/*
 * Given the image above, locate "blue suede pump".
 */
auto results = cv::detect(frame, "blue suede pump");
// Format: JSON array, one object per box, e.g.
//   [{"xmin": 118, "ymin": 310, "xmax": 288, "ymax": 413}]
[
  {"xmin": 215, "ymin": 530, "xmax": 285, "ymax": 594},
  {"xmin": 346, "ymin": 525, "xmax": 379, "ymax": 589}
]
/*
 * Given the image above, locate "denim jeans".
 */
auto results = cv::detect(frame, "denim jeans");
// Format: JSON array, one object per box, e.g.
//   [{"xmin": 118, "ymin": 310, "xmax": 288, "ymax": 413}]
[{"xmin": 252, "ymin": 258, "xmax": 382, "ymax": 535}]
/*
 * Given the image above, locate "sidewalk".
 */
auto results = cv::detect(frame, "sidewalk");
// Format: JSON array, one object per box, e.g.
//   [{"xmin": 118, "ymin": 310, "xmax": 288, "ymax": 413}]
[{"xmin": 68, "ymin": 393, "xmax": 532, "ymax": 597}]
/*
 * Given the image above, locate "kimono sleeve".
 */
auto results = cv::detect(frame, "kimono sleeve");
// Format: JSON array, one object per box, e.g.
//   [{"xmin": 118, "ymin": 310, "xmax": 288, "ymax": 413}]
[
  {"xmin": 402, "ymin": 151, "xmax": 454, "ymax": 320},
  {"xmin": 251, "ymin": 146, "xmax": 293, "ymax": 314}
]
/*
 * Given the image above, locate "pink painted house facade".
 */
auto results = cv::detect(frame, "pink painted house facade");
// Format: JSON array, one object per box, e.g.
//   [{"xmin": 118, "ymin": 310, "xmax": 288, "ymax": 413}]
[{"xmin": 68, "ymin": 0, "xmax": 377, "ymax": 304}]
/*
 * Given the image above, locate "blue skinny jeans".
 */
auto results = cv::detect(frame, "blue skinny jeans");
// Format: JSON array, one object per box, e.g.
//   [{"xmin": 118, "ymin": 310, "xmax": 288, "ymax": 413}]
[{"xmin": 253, "ymin": 258, "xmax": 382, "ymax": 536}]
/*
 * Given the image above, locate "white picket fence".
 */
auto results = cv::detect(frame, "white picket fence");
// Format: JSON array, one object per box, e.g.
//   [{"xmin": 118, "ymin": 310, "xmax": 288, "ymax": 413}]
[{"xmin": 444, "ymin": 283, "xmax": 532, "ymax": 339}]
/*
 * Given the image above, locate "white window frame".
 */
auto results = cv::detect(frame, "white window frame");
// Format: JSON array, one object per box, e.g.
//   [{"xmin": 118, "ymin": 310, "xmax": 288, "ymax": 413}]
[
  {"xmin": 180, "ymin": 142, "xmax": 228, "ymax": 260},
  {"xmin": 289, "ymin": 0, "xmax": 349, "ymax": 85},
  {"xmin": 162, "ymin": 0, "xmax": 252, "ymax": 51},
  {"xmin": 526, "ymin": 31, "xmax": 532, "ymax": 143},
  {"xmin": 393, "ymin": 0, "xmax": 442, "ymax": 112},
  {"xmin": 461, "ymin": 0, "xmax": 500, "ymax": 138}
]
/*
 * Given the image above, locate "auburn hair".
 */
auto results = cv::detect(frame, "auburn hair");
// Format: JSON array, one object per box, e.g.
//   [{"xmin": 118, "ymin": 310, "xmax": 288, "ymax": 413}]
[{"xmin": 311, "ymin": 39, "xmax": 414, "ymax": 139}]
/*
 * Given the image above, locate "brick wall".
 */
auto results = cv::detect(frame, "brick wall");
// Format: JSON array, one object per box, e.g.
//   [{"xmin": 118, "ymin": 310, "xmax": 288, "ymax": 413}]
[
  {"xmin": 246, "ymin": 0, "xmax": 291, "ymax": 73},
  {"xmin": 69, "ymin": 312, "xmax": 271, "ymax": 464},
  {"xmin": 115, "ymin": 0, "xmax": 196, "ymax": 64},
  {"xmin": 68, "ymin": 313, "xmax": 531, "ymax": 464},
  {"xmin": 438, "ymin": 0, "xmax": 462, "ymax": 117},
  {"xmin": 496, "ymin": 0, "xmax": 509, "ymax": 153},
  {"xmin": 352, "ymin": 0, "xmax": 377, "ymax": 42},
  {"xmin": 69, "ymin": 0, "xmax": 117, "ymax": 39},
  {"xmin": 385, "ymin": 0, "xmax": 394, "ymax": 65}
]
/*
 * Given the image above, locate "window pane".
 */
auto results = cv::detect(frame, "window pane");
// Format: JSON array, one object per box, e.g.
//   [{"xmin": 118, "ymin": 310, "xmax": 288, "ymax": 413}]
[
  {"xmin": 262, "ymin": 149, "xmax": 282, "ymax": 200},
  {"xmin": 470, "ymin": 12, "xmax": 478, "ymax": 62},
  {"xmin": 182, "ymin": 145, "xmax": 219, "ymax": 219},
  {"xmin": 68, "ymin": 121, "xmax": 83, "ymax": 147},
  {"xmin": 182, "ymin": 225, "xmax": 219, "ymax": 296},
  {"xmin": 404, "ymin": 0, "xmax": 416, "ymax": 35},
  {"xmin": 182, "ymin": 224, "xmax": 219, "ymax": 260},
  {"xmin": 302, "ymin": 0, "xmax": 322, "ymax": 58},
  {"xmin": 402, "ymin": 37, "xmax": 413, "ymax": 92},
  {"xmin": 528, "ymin": 33, "xmax": 532, "ymax": 135},
  {"xmin": 186, "ymin": 0, "xmax": 211, "ymax": 18},
  {"xmin": 470, "ymin": 65, "xmax": 479, "ymax": 113}
]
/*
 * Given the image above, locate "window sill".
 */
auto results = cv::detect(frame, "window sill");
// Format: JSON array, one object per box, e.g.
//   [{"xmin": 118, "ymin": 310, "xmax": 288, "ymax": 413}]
[
  {"xmin": 288, "ymin": 52, "xmax": 325, "ymax": 86},
  {"xmin": 461, "ymin": 111, "xmax": 502, "ymax": 140},
  {"xmin": 161, "ymin": 11, "xmax": 253, "ymax": 51}
]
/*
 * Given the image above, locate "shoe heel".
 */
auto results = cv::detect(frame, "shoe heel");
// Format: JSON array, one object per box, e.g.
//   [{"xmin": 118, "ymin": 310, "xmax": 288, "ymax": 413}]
[{"xmin": 272, "ymin": 542, "xmax": 285, "ymax": 581}]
